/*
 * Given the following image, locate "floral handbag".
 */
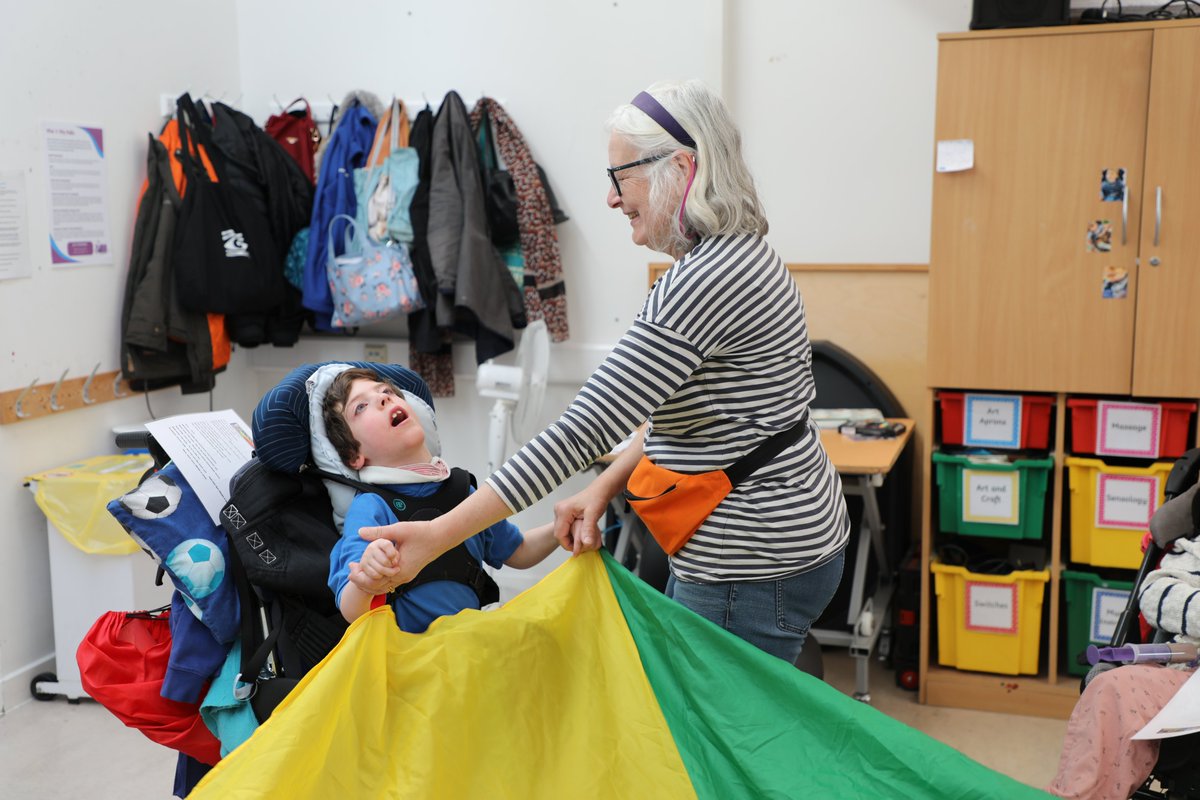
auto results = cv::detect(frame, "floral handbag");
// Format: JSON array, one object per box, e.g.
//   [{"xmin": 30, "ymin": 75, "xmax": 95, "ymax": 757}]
[{"xmin": 325, "ymin": 214, "xmax": 424, "ymax": 329}]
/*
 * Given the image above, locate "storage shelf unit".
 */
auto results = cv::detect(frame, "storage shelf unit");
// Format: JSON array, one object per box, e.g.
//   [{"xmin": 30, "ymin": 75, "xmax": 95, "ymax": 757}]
[{"xmin": 920, "ymin": 18, "xmax": 1200, "ymax": 717}]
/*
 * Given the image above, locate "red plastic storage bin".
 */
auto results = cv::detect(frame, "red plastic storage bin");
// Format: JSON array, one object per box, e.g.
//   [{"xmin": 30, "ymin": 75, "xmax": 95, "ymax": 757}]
[
  {"xmin": 1068, "ymin": 398, "xmax": 1196, "ymax": 459},
  {"xmin": 938, "ymin": 392, "xmax": 1053, "ymax": 449}
]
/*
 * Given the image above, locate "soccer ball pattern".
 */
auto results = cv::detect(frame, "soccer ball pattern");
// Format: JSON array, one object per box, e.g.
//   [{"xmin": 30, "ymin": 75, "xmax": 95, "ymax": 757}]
[
  {"xmin": 120, "ymin": 474, "xmax": 183, "ymax": 520},
  {"xmin": 166, "ymin": 538, "xmax": 226, "ymax": 605}
]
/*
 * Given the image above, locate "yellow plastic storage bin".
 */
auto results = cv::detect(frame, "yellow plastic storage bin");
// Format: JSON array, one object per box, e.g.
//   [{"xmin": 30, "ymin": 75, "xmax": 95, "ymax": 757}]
[
  {"xmin": 1066, "ymin": 457, "xmax": 1173, "ymax": 569},
  {"xmin": 932, "ymin": 561, "xmax": 1050, "ymax": 675}
]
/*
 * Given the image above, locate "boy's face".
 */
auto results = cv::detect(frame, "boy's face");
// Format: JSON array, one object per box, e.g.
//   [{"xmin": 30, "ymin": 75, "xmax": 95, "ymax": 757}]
[{"xmin": 342, "ymin": 378, "xmax": 432, "ymax": 470}]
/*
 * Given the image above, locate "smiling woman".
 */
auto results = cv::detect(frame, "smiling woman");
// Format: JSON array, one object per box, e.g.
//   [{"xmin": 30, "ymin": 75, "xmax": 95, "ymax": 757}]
[{"xmin": 357, "ymin": 79, "xmax": 849, "ymax": 669}]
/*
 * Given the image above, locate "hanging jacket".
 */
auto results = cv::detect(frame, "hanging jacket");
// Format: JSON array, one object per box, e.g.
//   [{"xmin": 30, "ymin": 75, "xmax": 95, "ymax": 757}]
[
  {"xmin": 470, "ymin": 98, "xmax": 569, "ymax": 343},
  {"xmin": 202, "ymin": 101, "xmax": 313, "ymax": 346},
  {"xmin": 120, "ymin": 124, "xmax": 229, "ymax": 394},
  {"xmin": 403, "ymin": 105, "xmax": 455, "ymax": 396},
  {"xmin": 302, "ymin": 101, "xmax": 379, "ymax": 330},
  {"xmin": 427, "ymin": 91, "xmax": 525, "ymax": 364}
]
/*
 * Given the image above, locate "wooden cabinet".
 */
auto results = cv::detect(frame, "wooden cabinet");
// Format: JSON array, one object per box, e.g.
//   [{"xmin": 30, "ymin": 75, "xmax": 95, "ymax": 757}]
[
  {"xmin": 1132, "ymin": 26, "xmax": 1200, "ymax": 397},
  {"xmin": 928, "ymin": 20, "xmax": 1200, "ymax": 397},
  {"xmin": 920, "ymin": 20, "xmax": 1200, "ymax": 719}
]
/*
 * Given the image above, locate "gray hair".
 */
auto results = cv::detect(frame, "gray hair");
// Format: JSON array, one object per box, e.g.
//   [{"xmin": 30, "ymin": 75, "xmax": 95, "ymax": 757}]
[{"xmin": 608, "ymin": 79, "xmax": 768, "ymax": 256}]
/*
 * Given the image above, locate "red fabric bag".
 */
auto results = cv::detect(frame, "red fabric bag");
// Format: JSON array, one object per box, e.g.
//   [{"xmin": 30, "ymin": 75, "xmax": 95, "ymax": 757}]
[
  {"xmin": 76, "ymin": 610, "xmax": 221, "ymax": 765},
  {"xmin": 265, "ymin": 98, "xmax": 321, "ymax": 184}
]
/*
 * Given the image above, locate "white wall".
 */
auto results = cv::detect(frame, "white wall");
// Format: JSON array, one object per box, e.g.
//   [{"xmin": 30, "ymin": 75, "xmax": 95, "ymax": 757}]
[
  {"xmin": 0, "ymin": 0, "xmax": 260, "ymax": 713},
  {"xmin": 730, "ymin": 0, "xmax": 971, "ymax": 262},
  {"xmin": 0, "ymin": 0, "xmax": 978, "ymax": 711}
]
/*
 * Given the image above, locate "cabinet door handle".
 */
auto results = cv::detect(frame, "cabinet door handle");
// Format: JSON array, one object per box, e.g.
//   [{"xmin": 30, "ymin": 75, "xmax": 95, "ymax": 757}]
[
  {"xmin": 1154, "ymin": 186, "xmax": 1162, "ymax": 247},
  {"xmin": 1122, "ymin": 184, "xmax": 1128, "ymax": 245}
]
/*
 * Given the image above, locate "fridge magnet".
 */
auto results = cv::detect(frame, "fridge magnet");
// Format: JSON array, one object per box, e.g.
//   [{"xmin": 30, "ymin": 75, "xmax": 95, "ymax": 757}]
[
  {"xmin": 1100, "ymin": 168, "xmax": 1126, "ymax": 202},
  {"xmin": 1102, "ymin": 265, "xmax": 1128, "ymax": 299},
  {"xmin": 1087, "ymin": 219, "xmax": 1113, "ymax": 253}
]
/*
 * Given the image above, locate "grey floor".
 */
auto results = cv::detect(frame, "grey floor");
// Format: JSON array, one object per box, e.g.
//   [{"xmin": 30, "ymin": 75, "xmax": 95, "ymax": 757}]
[{"xmin": 0, "ymin": 645, "xmax": 1067, "ymax": 799}]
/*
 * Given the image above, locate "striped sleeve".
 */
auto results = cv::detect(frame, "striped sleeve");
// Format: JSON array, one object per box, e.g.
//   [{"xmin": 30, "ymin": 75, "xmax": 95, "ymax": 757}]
[
  {"xmin": 1138, "ymin": 537, "xmax": 1200, "ymax": 639},
  {"xmin": 487, "ymin": 319, "xmax": 704, "ymax": 512}
]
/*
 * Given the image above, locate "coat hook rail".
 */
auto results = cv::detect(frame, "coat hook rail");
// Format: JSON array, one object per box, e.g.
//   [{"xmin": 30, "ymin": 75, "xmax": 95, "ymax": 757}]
[{"xmin": 1, "ymin": 369, "xmax": 131, "ymax": 424}]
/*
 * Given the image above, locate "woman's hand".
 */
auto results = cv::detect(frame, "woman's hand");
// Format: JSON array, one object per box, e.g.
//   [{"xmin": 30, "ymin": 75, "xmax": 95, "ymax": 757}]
[
  {"xmin": 352, "ymin": 519, "xmax": 439, "ymax": 591},
  {"xmin": 553, "ymin": 486, "xmax": 611, "ymax": 555},
  {"xmin": 554, "ymin": 427, "xmax": 647, "ymax": 555}
]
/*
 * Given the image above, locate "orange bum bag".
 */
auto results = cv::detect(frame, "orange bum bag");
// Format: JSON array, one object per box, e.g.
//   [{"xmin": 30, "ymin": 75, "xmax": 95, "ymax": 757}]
[{"xmin": 623, "ymin": 413, "xmax": 810, "ymax": 556}]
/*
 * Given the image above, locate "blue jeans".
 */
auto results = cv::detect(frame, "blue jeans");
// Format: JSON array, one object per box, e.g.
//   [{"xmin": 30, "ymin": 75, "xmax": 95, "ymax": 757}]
[{"xmin": 665, "ymin": 550, "xmax": 845, "ymax": 664}]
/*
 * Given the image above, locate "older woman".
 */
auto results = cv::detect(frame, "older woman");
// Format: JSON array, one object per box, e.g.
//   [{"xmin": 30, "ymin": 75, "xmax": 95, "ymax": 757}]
[{"xmin": 354, "ymin": 80, "xmax": 849, "ymax": 663}]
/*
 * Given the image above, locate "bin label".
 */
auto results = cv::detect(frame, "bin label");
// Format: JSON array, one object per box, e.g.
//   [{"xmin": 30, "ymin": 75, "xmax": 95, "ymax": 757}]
[
  {"xmin": 965, "ymin": 582, "xmax": 1018, "ymax": 634},
  {"xmin": 1096, "ymin": 401, "xmax": 1161, "ymax": 459},
  {"xmin": 1096, "ymin": 474, "xmax": 1160, "ymax": 530},
  {"xmin": 963, "ymin": 394, "xmax": 1022, "ymax": 449},
  {"xmin": 963, "ymin": 469, "xmax": 1020, "ymax": 526},
  {"xmin": 1091, "ymin": 587, "xmax": 1130, "ymax": 643}
]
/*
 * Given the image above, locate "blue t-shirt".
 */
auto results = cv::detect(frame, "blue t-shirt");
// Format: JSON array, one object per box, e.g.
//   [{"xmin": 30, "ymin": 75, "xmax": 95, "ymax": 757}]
[{"xmin": 327, "ymin": 481, "xmax": 523, "ymax": 633}]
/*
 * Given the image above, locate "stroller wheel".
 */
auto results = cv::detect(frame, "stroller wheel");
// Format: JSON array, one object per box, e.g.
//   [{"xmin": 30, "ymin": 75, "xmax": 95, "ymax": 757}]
[{"xmin": 30, "ymin": 672, "xmax": 57, "ymax": 701}]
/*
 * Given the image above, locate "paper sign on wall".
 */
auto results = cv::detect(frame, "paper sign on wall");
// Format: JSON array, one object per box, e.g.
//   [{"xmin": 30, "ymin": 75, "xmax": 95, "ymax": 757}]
[
  {"xmin": 963, "ymin": 469, "xmax": 1020, "ymax": 525},
  {"xmin": 0, "ymin": 171, "xmax": 31, "ymax": 280},
  {"xmin": 963, "ymin": 393, "xmax": 1022, "ymax": 449},
  {"xmin": 42, "ymin": 122, "xmax": 112, "ymax": 266},
  {"xmin": 965, "ymin": 582, "xmax": 1018, "ymax": 633},
  {"xmin": 936, "ymin": 139, "xmax": 974, "ymax": 173},
  {"xmin": 1090, "ymin": 587, "xmax": 1131, "ymax": 643},
  {"xmin": 1096, "ymin": 401, "xmax": 1161, "ymax": 458},
  {"xmin": 1096, "ymin": 473, "xmax": 1160, "ymax": 531}
]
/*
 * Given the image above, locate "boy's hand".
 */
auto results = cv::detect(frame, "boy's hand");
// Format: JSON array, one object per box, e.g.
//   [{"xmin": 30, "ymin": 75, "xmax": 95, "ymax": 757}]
[
  {"xmin": 358, "ymin": 519, "xmax": 440, "ymax": 587},
  {"xmin": 349, "ymin": 538, "xmax": 402, "ymax": 594},
  {"xmin": 553, "ymin": 489, "xmax": 608, "ymax": 555}
]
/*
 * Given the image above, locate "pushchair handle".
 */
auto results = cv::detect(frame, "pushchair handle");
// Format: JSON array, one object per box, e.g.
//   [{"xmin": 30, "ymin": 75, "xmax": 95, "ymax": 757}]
[{"xmin": 1164, "ymin": 447, "xmax": 1200, "ymax": 500}]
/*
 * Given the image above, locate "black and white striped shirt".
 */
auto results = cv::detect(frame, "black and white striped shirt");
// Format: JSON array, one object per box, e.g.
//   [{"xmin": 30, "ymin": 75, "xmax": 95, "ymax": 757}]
[{"xmin": 488, "ymin": 234, "xmax": 849, "ymax": 582}]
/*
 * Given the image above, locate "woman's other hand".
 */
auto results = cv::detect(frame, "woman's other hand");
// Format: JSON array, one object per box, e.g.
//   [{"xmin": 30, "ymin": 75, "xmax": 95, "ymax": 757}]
[{"xmin": 553, "ymin": 487, "xmax": 610, "ymax": 556}]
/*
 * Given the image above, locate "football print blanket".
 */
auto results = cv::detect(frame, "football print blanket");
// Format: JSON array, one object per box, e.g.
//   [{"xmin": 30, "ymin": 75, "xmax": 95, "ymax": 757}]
[
  {"xmin": 188, "ymin": 551, "xmax": 1049, "ymax": 799},
  {"xmin": 108, "ymin": 462, "xmax": 238, "ymax": 644}
]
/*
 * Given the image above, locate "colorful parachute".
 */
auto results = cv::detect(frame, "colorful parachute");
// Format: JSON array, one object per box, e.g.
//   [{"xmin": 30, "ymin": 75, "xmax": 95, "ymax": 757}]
[{"xmin": 189, "ymin": 551, "xmax": 1049, "ymax": 798}]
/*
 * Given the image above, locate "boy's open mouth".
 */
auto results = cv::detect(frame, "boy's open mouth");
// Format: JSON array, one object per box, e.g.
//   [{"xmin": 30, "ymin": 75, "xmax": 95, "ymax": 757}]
[{"xmin": 390, "ymin": 408, "xmax": 408, "ymax": 427}]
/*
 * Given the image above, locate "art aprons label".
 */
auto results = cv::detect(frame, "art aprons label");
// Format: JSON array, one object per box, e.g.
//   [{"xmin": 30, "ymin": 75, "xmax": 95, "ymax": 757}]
[{"xmin": 962, "ymin": 394, "xmax": 1021, "ymax": 449}]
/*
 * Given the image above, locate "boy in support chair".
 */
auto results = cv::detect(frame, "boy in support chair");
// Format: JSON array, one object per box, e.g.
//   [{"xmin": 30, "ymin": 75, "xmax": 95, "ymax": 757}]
[{"xmin": 322, "ymin": 367, "xmax": 559, "ymax": 629}]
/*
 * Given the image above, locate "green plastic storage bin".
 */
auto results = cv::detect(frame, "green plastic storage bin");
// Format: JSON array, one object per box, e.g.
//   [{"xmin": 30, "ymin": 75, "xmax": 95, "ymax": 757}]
[
  {"xmin": 1061, "ymin": 569, "xmax": 1133, "ymax": 676},
  {"xmin": 933, "ymin": 451, "xmax": 1053, "ymax": 539}
]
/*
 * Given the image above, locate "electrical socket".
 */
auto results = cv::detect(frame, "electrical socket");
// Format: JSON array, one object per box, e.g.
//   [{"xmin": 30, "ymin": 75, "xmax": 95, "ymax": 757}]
[{"xmin": 363, "ymin": 343, "xmax": 388, "ymax": 363}]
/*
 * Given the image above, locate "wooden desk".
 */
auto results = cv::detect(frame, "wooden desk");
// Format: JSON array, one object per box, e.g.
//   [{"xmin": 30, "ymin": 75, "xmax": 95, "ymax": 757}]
[
  {"xmin": 820, "ymin": 418, "xmax": 915, "ymax": 475},
  {"xmin": 812, "ymin": 418, "xmax": 915, "ymax": 701}
]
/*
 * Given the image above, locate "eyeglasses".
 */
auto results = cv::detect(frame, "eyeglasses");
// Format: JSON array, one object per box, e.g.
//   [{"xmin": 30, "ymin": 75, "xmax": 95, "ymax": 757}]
[{"xmin": 606, "ymin": 154, "xmax": 667, "ymax": 197}]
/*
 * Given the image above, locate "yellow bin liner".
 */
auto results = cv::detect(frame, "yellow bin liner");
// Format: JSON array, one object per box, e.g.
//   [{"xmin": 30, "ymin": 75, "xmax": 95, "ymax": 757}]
[
  {"xmin": 1065, "ymin": 457, "xmax": 1173, "ymax": 569},
  {"xmin": 932, "ymin": 560, "xmax": 1049, "ymax": 676},
  {"xmin": 26, "ymin": 454, "xmax": 154, "ymax": 556}
]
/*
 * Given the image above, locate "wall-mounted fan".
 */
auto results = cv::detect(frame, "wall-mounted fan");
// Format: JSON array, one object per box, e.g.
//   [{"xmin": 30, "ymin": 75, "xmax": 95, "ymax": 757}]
[{"xmin": 476, "ymin": 320, "xmax": 550, "ymax": 474}]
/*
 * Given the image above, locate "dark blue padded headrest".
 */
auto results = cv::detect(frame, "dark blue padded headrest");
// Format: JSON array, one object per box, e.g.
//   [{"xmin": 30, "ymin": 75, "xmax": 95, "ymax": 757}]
[{"xmin": 252, "ymin": 361, "xmax": 433, "ymax": 473}]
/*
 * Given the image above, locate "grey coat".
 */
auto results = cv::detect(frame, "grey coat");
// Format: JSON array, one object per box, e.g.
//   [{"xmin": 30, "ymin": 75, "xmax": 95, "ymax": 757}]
[{"xmin": 426, "ymin": 91, "xmax": 524, "ymax": 362}]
